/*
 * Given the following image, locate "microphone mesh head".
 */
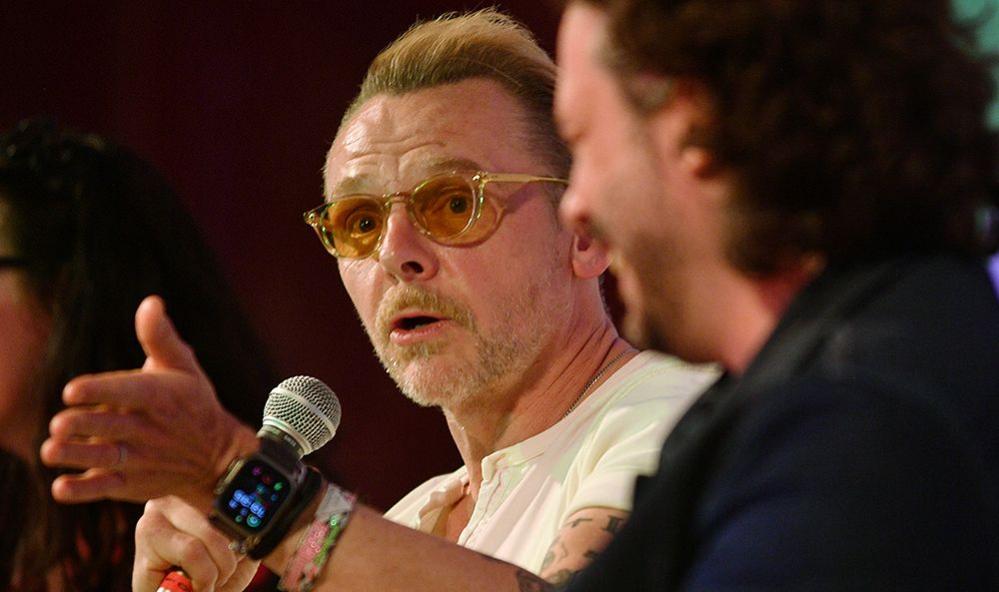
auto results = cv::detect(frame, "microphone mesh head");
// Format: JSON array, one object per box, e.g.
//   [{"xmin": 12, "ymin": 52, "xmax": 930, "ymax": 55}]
[{"xmin": 261, "ymin": 376, "xmax": 340, "ymax": 455}]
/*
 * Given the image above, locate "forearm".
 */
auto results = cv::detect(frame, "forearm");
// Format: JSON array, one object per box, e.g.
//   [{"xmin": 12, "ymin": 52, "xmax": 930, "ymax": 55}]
[{"xmin": 264, "ymin": 504, "xmax": 556, "ymax": 592}]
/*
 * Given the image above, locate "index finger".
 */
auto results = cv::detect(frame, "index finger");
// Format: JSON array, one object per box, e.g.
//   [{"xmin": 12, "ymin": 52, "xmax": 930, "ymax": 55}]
[
  {"xmin": 63, "ymin": 369, "xmax": 195, "ymax": 413},
  {"xmin": 133, "ymin": 501, "xmax": 221, "ymax": 592},
  {"xmin": 161, "ymin": 496, "xmax": 245, "ymax": 586}
]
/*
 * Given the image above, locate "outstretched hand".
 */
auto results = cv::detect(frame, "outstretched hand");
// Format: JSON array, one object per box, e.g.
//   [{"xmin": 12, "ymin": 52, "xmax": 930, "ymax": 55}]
[{"xmin": 41, "ymin": 295, "xmax": 259, "ymax": 511}]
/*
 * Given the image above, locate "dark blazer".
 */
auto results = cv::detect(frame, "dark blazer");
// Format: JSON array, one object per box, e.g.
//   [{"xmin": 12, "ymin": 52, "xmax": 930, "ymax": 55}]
[{"xmin": 569, "ymin": 256, "xmax": 999, "ymax": 591}]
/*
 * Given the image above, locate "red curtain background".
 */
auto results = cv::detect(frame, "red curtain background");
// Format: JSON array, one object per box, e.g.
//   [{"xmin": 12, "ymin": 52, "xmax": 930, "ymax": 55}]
[{"xmin": 0, "ymin": 1, "xmax": 562, "ymax": 511}]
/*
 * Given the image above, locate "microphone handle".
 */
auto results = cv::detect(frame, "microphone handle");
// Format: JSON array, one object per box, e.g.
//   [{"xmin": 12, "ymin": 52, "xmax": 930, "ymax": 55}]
[{"xmin": 157, "ymin": 568, "xmax": 194, "ymax": 592}]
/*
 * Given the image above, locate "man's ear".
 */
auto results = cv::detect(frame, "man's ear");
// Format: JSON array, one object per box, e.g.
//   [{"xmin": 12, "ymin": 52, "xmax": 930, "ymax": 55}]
[
  {"xmin": 570, "ymin": 231, "xmax": 611, "ymax": 279},
  {"xmin": 646, "ymin": 79, "xmax": 717, "ymax": 179}
]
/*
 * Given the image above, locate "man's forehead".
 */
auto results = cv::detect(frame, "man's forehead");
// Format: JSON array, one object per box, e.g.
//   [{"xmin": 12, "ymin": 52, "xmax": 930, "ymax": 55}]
[
  {"xmin": 324, "ymin": 79, "xmax": 537, "ymax": 196},
  {"xmin": 327, "ymin": 156, "xmax": 485, "ymax": 198},
  {"xmin": 554, "ymin": 5, "xmax": 609, "ymax": 133}
]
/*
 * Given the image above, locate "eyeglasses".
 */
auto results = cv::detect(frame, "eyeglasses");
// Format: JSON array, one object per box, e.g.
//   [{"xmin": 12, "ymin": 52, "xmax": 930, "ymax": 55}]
[{"xmin": 303, "ymin": 171, "xmax": 567, "ymax": 259}]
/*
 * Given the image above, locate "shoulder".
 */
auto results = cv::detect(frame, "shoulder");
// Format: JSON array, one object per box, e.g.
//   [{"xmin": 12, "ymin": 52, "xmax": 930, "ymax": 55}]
[
  {"xmin": 686, "ymin": 373, "xmax": 999, "ymax": 588},
  {"xmin": 560, "ymin": 354, "xmax": 718, "ymax": 504},
  {"xmin": 721, "ymin": 347, "xmax": 997, "ymax": 496},
  {"xmin": 565, "ymin": 352, "xmax": 716, "ymax": 464},
  {"xmin": 588, "ymin": 351, "xmax": 718, "ymax": 424},
  {"xmin": 729, "ymin": 255, "xmax": 999, "ymax": 496},
  {"xmin": 580, "ymin": 351, "xmax": 718, "ymax": 449},
  {"xmin": 718, "ymin": 366, "xmax": 998, "ymax": 519},
  {"xmin": 821, "ymin": 257, "xmax": 999, "ymax": 375},
  {"xmin": 726, "ymin": 371, "xmax": 978, "ymax": 472}
]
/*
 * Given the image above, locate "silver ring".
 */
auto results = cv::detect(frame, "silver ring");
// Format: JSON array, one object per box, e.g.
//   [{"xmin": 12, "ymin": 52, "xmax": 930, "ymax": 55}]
[{"xmin": 228, "ymin": 539, "xmax": 249, "ymax": 555}]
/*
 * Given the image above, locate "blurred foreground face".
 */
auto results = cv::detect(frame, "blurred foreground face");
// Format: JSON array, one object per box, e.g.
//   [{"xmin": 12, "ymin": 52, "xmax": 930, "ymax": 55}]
[
  {"xmin": 0, "ymin": 203, "xmax": 50, "ymax": 461},
  {"xmin": 326, "ymin": 78, "xmax": 574, "ymax": 409},
  {"xmin": 556, "ymin": 4, "xmax": 698, "ymax": 355}
]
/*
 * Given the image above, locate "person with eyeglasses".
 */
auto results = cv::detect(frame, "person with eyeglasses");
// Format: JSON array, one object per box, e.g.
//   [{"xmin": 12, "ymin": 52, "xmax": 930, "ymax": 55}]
[
  {"xmin": 0, "ymin": 119, "xmax": 278, "ymax": 591},
  {"xmin": 41, "ymin": 10, "xmax": 716, "ymax": 592}
]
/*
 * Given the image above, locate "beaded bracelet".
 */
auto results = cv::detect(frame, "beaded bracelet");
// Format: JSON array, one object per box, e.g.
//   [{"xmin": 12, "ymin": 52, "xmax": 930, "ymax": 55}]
[{"xmin": 279, "ymin": 481, "xmax": 357, "ymax": 592}]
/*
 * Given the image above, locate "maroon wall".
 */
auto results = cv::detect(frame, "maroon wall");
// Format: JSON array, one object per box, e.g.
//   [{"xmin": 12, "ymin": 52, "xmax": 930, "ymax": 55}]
[{"xmin": 1, "ymin": 1, "xmax": 562, "ymax": 510}]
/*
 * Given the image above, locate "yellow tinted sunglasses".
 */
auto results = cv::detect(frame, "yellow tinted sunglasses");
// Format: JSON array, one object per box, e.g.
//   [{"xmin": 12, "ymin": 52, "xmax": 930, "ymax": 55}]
[{"xmin": 303, "ymin": 171, "xmax": 567, "ymax": 259}]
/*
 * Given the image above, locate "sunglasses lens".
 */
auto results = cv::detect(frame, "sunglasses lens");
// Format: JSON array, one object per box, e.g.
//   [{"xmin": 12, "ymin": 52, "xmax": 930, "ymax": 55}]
[
  {"xmin": 411, "ymin": 176, "xmax": 477, "ymax": 241},
  {"xmin": 325, "ymin": 197, "xmax": 385, "ymax": 258},
  {"xmin": 309, "ymin": 174, "xmax": 495, "ymax": 258}
]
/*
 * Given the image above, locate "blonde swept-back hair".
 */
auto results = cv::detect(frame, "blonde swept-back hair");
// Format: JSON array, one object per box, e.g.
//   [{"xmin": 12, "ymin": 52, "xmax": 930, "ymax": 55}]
[{"xmin": 334, "ymin": 8, "xmax": 570, "ymax": 179}]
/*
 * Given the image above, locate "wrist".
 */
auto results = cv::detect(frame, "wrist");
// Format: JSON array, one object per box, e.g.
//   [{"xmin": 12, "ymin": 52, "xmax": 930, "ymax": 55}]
[
  {"xmin": 247, "ymin": 465, "xmax": 324, "ymax": 559},
  {"xmin": 196, "ymin": 417, "xmax": 259, "ymax": 512},
  {"xmin": 267, "ymin": 476, "xmax": 329, "ymax": 569},
  {"xmin": 275, "ymin": 479, "xmax": 358, "ymax": 592},
  {"xmin": 207, "ymin": 437, "xmax": 316, "ymax": 558}
]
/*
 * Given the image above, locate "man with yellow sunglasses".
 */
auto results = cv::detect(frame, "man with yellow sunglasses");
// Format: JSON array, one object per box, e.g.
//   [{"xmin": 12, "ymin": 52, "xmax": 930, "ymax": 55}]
[{"xmin": 44, "ymin": 9, "xmax": 715, "ymax": 592}]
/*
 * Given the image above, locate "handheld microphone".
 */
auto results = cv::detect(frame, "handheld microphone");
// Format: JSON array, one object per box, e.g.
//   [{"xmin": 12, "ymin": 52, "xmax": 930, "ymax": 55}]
[
  {"xmin": 258, "ymin": 375, "xmax": 341, "ymax": 457},
  {"xmin": 158, "ymin": 376, "xmax": 340, "ymax": 592}
]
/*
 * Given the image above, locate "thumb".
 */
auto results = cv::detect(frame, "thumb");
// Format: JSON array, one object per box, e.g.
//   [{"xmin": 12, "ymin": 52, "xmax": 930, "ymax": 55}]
[{"xmin": 137, "ymin": 295, "xmax": 201, "ymax": 374}]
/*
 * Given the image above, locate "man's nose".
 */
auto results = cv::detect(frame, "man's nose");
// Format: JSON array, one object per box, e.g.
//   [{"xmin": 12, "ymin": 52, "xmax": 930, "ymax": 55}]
[{"xmin": 376, "ymin": 202, "xmax": 439, "ymax": 282}]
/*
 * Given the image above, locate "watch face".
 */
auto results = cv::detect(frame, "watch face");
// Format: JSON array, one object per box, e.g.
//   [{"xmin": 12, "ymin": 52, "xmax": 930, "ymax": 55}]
[{"xmin": 217, "ymin": 459, "xmax": 293, "ymax": 532}]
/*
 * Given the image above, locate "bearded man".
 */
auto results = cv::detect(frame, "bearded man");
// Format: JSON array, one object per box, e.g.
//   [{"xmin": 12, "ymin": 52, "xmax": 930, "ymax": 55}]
[
  {"xmin": 42, "ymin": 10, "xmax": 715, "ymax": 591},
  {"xmin": 554, "ymin": 1, "xmax": 999, "ymax": 589}
]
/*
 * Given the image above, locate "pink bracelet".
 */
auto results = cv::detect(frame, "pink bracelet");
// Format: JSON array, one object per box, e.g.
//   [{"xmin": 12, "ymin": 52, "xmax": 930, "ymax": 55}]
[{"xmin": 280, "ymin": 482, "xmax": 357, "ymax": 592}]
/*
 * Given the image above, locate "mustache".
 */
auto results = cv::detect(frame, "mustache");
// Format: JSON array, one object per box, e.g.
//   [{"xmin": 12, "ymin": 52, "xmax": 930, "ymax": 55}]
[{"xmin": 375, "ymin": 286, "xmax": 475, "ymax": 337}]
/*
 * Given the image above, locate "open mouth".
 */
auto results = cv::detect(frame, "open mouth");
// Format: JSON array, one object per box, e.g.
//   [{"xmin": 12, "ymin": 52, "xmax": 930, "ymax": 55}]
[
  {"xmin": 395, "ymin": 315, "xmax": 442, "ymax": 331},
  {"xmin": 381, "ymin": 300, "xmax": 463, "ymax": 346}
]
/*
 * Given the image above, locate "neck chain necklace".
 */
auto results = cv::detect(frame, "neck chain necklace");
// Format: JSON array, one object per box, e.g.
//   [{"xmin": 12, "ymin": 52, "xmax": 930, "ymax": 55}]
[{"xmin": 563, "ymin": 349, "xmax": 631, "ymax": 419}]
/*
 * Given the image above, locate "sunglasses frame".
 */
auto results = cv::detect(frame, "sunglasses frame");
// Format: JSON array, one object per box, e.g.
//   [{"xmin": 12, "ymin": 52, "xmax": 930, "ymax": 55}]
[{"xmin": 303, "ymin": 171, "xmax": 567, "ymax": 259}]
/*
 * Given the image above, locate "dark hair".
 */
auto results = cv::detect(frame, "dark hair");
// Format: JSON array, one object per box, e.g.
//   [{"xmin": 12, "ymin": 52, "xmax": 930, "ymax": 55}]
[
  {"xmin": 0, "ymin": 119, "xmax": 277, "ymax": 591},
  {"xmin": 592, "ymin": 0, "xmax": 998, "ymax": 273}
]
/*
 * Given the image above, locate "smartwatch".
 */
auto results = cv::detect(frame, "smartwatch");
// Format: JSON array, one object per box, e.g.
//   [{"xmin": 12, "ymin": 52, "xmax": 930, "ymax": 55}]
[{"xmin": 209, "ymin": 437, "xmax": 306, "ymax": 556}]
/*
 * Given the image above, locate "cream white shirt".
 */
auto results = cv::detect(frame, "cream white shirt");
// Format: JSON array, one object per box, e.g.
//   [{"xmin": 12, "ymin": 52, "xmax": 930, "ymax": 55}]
[{"xmin": 384, "ymin": 351, "xmax": 718, "ymax": 573}]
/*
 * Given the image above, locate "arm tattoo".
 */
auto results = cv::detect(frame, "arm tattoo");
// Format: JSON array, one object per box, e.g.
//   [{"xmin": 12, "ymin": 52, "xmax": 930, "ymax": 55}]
[
  {"xmin": 548, "ymin": 569, "xmax": 580, "ymax": 586},
  {"xmin": 541, "ymin": 548, "xmax": 556, "ymax": 572},
  {"xmin": 488, "ymin": 553, "xmax": 579, "ymax": 592},
  {"xmin": 515, "ymin": 567, "xmax": 580, "ymax": 592},
  {"xmin": 567, "ymin": 516, "xmax": 593, "ymax": 528},
  {"xmin": 541, "ymin": 535, "xmax": 568, "ymax": 571},
  {"xmin": 603, "ymin": 515, "xmax": 624, "ymax": 534},
  {"xmin": 516, "ymin": 568, "xmax": 556, "ymax": 591}
]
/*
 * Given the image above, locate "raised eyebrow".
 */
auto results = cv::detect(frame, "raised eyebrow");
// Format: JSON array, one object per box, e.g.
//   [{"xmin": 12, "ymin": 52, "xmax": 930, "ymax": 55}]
[
  {"xmin": 422, "ymin": 156, "xmax": 485, "ymax": 175},
  {"xmin": 327, "ymin": 157, "xmax": 485, "ymax": 201},
  {"xmin": 328, "ymin": 175, "xmax": 377, "ymax": 201}
]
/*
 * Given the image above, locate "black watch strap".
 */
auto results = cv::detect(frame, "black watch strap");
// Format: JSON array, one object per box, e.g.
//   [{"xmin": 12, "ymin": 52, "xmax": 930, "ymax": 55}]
[{"xmin": 248, "ymin": 465, "xmax": 324, "ymax": 559}]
